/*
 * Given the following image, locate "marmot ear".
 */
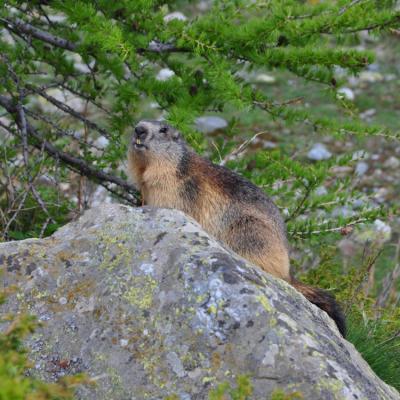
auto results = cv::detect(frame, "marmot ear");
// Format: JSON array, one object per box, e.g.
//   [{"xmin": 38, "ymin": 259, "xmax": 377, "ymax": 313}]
[{"xmin": 171, "ymin": 130, "xmax": 180, "ymax": 141}]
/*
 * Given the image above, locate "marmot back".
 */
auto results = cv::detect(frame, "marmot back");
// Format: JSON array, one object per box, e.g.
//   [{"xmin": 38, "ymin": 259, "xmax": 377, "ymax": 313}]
[{"xmin": 127, "ymin": 120, "xmax": 346, "ymax": 336}]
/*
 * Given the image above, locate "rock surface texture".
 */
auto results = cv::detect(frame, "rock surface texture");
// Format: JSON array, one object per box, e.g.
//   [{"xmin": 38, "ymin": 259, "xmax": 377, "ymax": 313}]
[{"xmin": 0, "ymin": 204, "xmax": 399, "ymax": 400}]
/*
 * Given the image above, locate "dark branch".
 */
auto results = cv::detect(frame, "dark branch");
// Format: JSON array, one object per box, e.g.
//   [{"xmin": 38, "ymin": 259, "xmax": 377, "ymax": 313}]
[
  {"xmin": 0, "ymin": 17, "xmax": 77, "ymax": 51},
  {"xmin": 0, "ymin": 94, "xmax": 140, "ymax": 205}
]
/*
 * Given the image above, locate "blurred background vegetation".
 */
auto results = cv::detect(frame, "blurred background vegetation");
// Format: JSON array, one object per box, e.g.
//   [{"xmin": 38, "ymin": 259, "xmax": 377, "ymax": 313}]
[{"xmin": 0, "ymin": 0, "xmax": 399, "ymax": 396}]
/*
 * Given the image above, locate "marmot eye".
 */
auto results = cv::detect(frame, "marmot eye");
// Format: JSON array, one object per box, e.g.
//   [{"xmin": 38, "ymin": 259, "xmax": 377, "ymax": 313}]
[{"xmin": 159, "ymin": 126, "xmax": 168, "ymax": 134}]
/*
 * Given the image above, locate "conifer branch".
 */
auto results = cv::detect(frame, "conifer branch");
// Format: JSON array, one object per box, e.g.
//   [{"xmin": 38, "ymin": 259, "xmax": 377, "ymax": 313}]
[
  {"xmin": 0, "ymin": 17, "xmax": 188, "ymax": 55},
  {"xmin": 290, "ymin": 217, "xmax": 369, "ymax": 238}
]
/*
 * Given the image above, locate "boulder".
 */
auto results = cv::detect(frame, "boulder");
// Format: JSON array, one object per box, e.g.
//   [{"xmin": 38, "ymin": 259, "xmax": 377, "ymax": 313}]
[{"xmin": 0, "ymin": 204, "xmax": 399, "ymax": 400}]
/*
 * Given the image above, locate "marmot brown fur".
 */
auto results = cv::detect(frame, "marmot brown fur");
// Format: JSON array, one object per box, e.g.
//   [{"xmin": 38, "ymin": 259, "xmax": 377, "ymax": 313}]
[{"xmin": 127, "ymin": 120, "xmax": 346, "ymax": 336}]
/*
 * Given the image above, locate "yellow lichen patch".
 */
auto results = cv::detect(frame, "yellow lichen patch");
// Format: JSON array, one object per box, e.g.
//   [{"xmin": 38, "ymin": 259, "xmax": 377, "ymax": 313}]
[
  {"xmin": 124, "ymin": 276, "xmax": 157, "ymax": 310},
  {"xmin": 207, "ymin": 304, "xmax": 217, "ymax": 315},
  {"xmin": 316, "ymin": 377, "xmax": 345, "ymax": 396},
  {"xmin": 97, "ymin": 226, "xmax": 134, "ymax": 271},
  {"xmin": 165, "ymin": 395, "xmax": 179, "ymax": 400},
  {"xmin": 30, "ymin": 287, "xmax": 49, "ymax": 300},
  {"xmin": 256, "ymin": 294, "xmax": 273, "ymax": 313},
  {"xmin": 202, "ymin": 376, "xmax": 216, "ymax": 384}
]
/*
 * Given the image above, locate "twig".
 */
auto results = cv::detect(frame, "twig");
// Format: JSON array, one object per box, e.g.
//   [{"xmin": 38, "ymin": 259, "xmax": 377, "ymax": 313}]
[
  {"xmin": 220, "ymin": 130, "xmax": 267, "ymax": 166},
  {"xmin": 25, "ymin": 108, "xmax": 105, "ymax": 151},
  {"xmin": 1, "ymin": 190, "xmax": 29, "ymax": 240},
  {"xmin": 57, "ymin": 82, "xmax": 112, "ymax": 116},
  {"xmin": 342, "ymin": 13, "xmax": 400, "ymax": 34},
  {"xmin": 338, "ymin": 0, "xmax": 366, "ymax": 16},
  {"xmin": 285, "ymin": 184, "xmax": 312, "ymax": 222},
  {"xmin": 25, "ymin": 84, "xmax": 113, "ymax": 140},
  {"xmin": 290, "ymin": 217, "xmax": 368, "ymax": 238},
  {"xmin": 39, "ymin": 217, "xmax": 51, "ymax": 238}
]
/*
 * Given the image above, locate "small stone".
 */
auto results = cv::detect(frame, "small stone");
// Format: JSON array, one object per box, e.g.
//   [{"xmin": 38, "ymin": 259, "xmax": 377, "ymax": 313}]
[
  {"xmin": 359, "ymin": 71, "xmax": 384, "ymax": 83},
  {"xmin": 383, "ymin": 156, "xmax": 400, "ymax": 169},
  {"xmin": 352, "ymin": 150, "xmax": 368, "ymax": 161},
  {"xmin": 59, "ymin": 297, "xmax": 67, "ymax": 305},
  {"xmin": 372, "ymin": 220, "xmax": 392, "ymax": 243},
  {"xmin": 332, "ymin": 206, "xmax": 354, "ymax": 218},
  {"xmin": 385, "ymin": 74, "xmax": 397, "ymax": 82},
  {"xmin": 352, "ymin": 198, "xmax": 365, "ymax": 209},
  {"xmin": 156, "ymin": 68, "xmax": 175, "ymax": 81},
  {"xmin": 149, "ymin": 101, "xmax": 160, "ymax": 109},
  {"xmin": 166, "ymin": 352, "xmax": 186, "ymax": 378},
  {"xmin": 254, "ymin": 73, "xmax": 276, "ymax": 83},
  {"xmin": 59, "ymin": 183, "xmax": 70, "ymax": 192},
  {"xmin": 195, "ymin": 116, "xmax": 228, "ymax": 134},
  {"xmin": 330, "ymin": 166, "xmax": 353, "ymax": 176},
  {"xmin": 337, "ymin": 87, "xmax": 355, "ymax": 101},
  {"xmin": 315, "ymin": 186, "xmax": 328, "ymax": 196},
  {"xmin": 307, "ymin": 143, "xmax": 332, "ymax": 161},
  {"xmin": 120, "ymin": 339, "xmax": 129, "ymax": 347},
  {"xmin": 164, "ymin": 12, "xmax": 187, "ymax": 22},
  {"xmin": 93, "ymin": 136, "xmax": 109, "ymax": 149},
  {"xmin": 367, "ymin": 63, "xmax": 380, "ymax": 72},
  {"xmin": 338, "ymin": 239, "xmax": 359, "ymax": 258},
  {"xmin": 373, "ymin": 187, "xmax": 389, "ymax": 203},
  {"xmin": 262, "ymin": 141, "xmax": 277, "ymax": 149},
  {"xmin": 371, "ymin": 154, "xmax": 380, "ymax": 161},
  {"xmin": 359, "ymin": 108, "xmax": 376, "ymax": 120},
  {"xmin": 355, "ymin": 161, "xmax": 369, "ymax": 176}
]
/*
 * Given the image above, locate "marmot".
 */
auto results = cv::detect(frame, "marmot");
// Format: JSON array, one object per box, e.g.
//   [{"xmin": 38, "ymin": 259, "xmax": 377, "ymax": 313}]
[{"xmin": 127, "ymin": 120, "xmax": 346, "ymax": 336}]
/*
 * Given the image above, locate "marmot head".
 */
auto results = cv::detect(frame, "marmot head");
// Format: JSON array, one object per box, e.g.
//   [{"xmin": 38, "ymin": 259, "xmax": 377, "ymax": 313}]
[{"xmin": 130, "ymin": 120, "xmax": 185, "ymax": 157}]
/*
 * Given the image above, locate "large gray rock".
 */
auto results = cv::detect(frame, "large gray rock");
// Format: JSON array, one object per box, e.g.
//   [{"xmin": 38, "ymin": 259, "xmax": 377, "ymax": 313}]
[{"xmin": 0, "ymin": 204, "xmax": 398, "ymax": 400}]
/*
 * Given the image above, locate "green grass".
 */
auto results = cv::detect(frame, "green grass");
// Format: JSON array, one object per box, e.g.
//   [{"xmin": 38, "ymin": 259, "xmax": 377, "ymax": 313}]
[{"xmin": 347, "ymin": 317, "xmax": 400, "ymax": 391}]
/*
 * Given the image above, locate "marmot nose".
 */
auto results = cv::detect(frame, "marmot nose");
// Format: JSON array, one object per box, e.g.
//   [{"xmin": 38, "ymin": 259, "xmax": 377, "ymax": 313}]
[{"xmin": 135, "ymin": 125, "xmax": 147, "ymax": 138}]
